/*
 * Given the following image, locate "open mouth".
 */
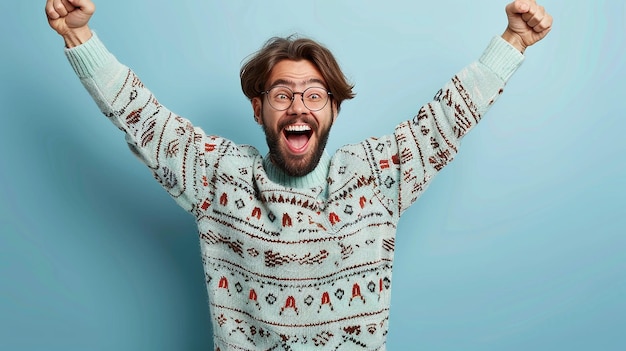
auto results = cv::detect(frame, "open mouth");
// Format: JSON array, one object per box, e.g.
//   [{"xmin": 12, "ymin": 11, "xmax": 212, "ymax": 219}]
[{"xmin": 283, "ymin": 124, "xmax": 313, "ymax": 153}]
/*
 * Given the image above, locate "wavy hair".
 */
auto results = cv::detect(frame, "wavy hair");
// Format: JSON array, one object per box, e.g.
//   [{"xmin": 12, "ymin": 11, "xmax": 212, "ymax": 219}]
[{"xmin": 240, "ymin": 35, "xmax": 355, "ymax": 112}]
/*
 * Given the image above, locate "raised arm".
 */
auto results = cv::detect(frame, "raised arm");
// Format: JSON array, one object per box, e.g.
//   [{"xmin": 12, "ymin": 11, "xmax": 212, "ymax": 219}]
[
  {"xmin": 46, "ymin": 0, "xmax": 94, "ymax": 47},
  {"xmin": 362, "ymin": 0, "xmax": 553, "ymax": 215},
  {"xmin": 45, "ymin": 0, "xmax": 219, "ymax": 213}
]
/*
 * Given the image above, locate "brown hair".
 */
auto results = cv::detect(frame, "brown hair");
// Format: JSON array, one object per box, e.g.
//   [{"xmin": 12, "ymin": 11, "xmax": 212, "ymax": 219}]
[{"xmin": 240, "ymin": 35, "xmax": 355, "ymax": 112}]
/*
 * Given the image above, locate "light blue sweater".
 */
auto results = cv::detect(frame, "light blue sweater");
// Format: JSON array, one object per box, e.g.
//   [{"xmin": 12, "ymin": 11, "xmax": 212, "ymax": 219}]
[{"xmin": 66, "ymin": 33, "xmax": 523, "ymax": 350}]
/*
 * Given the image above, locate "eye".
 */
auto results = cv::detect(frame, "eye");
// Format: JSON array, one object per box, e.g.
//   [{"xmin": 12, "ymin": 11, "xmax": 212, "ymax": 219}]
[
  {"xmin": 305, "ymin": 88, "xmax": 325, "ymax": 100},
  {"xmin": 271, "ymin": 87, "xmax": 292, "ymax": 100}
]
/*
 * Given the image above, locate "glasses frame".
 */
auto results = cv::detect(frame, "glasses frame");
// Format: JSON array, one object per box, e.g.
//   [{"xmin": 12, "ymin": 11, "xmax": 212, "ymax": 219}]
[{"xmin": 261, "ymin": 86, "xmax": 333, "ymax": 112}]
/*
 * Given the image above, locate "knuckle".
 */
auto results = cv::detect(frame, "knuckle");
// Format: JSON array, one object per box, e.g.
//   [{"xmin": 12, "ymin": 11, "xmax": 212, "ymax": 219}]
[{"xmin": 45, "ymin": 5, "xmax": 58, "ymax": 17}]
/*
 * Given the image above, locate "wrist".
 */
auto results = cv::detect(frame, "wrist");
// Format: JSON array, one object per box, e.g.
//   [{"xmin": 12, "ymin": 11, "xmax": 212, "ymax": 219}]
[
  {"xmin": 501, "ymin": 29, "xmax": 526, "ymax": 54},
  {"xmin": 62, "ymin": 26, "xmax": 92, "ymax": 48}
]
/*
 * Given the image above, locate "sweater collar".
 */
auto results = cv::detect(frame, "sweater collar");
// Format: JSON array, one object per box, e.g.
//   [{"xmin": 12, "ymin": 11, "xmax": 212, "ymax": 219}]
[{"xmin": 262, "ymin": 152, "xmax": 330, "ymax": 190}]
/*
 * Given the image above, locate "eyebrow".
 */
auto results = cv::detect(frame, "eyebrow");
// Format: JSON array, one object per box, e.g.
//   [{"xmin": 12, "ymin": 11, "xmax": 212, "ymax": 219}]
[{"xmin": 268, "ymin": 78, "xmax": 327, "ymax": 89}]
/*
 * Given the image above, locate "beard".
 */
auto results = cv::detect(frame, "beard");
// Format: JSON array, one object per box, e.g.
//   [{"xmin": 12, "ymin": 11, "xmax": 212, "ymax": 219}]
[{"xmin": 262, "ymin": 116, "xmax": 332, "ymax": 177}]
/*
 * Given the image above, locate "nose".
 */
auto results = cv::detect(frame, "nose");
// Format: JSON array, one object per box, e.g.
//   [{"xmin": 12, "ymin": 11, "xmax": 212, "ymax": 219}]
[{"xmin": 287, "ymin": 93, "xmax": 308, "ymax": 114}]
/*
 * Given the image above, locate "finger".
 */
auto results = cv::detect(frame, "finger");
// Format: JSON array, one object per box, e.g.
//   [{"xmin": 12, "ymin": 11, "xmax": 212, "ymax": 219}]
[
  {"xmin": 67, "ymin": 0, "xmax": 96, "ymax": 15},
  {"xmin": 61, "ymin": 0, "xmax": 77, "ymax": 12},
  {"xmin": 51, "ymin": 0, "xmax": 70, "ymax": 17},
  {"xmin": 523, "ymin": 4, "xmax": 547, "ymax": 28},
  {"xmin": 507, "ymin": 0, "xmax": 531, "ymax": 15},
  {"xmin": 45, "ymin": 0, "xmax": 60, "ymax": 19},
  {"xmin": 533, "ymin": 12, "xmax": 553, "ymax": 33},
  {"xmin": 523, "ymin": 6, "xmax": 544, "ymax": 27}
]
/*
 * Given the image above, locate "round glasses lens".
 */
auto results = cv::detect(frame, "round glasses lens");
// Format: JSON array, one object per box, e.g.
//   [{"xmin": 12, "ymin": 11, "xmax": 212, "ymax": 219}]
[
  {"xmin": 302, "ymin": 87, "xmax": 328, "ymax": 111},
  {"xmin": 268, "ymin": 86, "xmax": 293, "ymax": 110}
]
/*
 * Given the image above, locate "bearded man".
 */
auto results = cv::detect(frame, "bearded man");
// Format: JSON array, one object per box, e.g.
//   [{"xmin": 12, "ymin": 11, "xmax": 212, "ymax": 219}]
[{"xmin": 46, "ymin": 0, "xmax": 552, "ymax": 349}]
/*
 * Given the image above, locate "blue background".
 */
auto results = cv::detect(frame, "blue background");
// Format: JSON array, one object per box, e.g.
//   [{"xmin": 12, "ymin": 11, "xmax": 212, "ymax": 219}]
[{"xmin": 1, "ymin": 0, "xmax": 625, "ymax": 350}]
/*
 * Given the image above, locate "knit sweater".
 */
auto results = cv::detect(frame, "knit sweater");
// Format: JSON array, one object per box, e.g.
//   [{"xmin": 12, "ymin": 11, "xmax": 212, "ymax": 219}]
[{"xmin": 65, "ymin": 33, "xmax": 523, "ymax": 351}]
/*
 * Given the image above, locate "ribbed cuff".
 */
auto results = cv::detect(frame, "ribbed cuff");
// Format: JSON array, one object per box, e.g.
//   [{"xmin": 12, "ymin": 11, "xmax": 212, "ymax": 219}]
[
  {"xmin": 64, "ymin": 31, "xmax": 115, "ymax": 78},
  {"xmin": 479, "ymin": 36, "xmax": 525, "ymax": 82}
]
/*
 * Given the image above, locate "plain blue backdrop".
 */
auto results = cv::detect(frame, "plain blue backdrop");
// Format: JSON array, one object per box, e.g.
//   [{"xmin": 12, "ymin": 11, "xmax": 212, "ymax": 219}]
[{"xmin": 1, "ymin": 0, "xmax": 625, "ymax": 350}]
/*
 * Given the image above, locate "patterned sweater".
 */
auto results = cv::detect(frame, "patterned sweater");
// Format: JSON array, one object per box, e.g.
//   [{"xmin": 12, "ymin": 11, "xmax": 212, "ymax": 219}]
[{"xmin": 65, "ymin": 33, "xmax": 523, "ymax": 350}]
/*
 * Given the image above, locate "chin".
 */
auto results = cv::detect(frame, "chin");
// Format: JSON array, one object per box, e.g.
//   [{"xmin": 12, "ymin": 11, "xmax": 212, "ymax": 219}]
[{"xmin": 273, "ymin": 148, "xmax": 322, "ymax": 177}]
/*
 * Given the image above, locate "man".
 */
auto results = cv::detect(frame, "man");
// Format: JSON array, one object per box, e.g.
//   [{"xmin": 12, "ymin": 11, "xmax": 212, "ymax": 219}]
[{"xmin": 46, "ymin": 0, "xmax": 552, "ymax": 349}]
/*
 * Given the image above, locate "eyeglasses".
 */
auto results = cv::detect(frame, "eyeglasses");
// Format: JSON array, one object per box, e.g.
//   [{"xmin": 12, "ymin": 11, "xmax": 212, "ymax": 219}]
[{"xmin": 261, "ymin": 86, "xmax": 332, "ymax": 111}]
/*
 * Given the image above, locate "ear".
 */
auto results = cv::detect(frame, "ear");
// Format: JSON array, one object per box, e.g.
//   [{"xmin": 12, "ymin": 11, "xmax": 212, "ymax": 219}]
[{"xmin": 252, "ymin": 97, "xmax": 263, "ymax": 125}]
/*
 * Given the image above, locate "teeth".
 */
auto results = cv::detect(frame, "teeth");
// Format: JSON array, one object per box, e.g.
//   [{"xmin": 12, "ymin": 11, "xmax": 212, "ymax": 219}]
[{"xmin": 285, "ymin": 125, "xmax": 311, "ymax": 132}]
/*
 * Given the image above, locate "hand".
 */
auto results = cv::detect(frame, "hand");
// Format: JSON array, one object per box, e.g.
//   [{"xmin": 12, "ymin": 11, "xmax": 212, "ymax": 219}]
[
  {"xmin": 45, "ymin": 0, "xmax": 95, "ymax": 47},
  {"xmin": 502, "ymin": 0, "xmax": 553, "ymax": 53}
]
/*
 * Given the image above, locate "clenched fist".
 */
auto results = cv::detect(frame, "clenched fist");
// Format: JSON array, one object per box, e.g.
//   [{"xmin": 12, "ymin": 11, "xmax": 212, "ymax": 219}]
[
  {"xmin": 502, "ymin": 0, "xmax": 553, "ymax": 53},
  {"xmin": 46, "ymin": 0, "xmax": 95, "ymax": 47}
]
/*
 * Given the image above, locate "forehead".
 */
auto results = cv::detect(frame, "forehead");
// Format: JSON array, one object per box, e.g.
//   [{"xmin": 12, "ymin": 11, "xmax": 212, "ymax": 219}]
[{"xmin": 267, "ymin": 59, "xmax": 326, "ymax": 88}]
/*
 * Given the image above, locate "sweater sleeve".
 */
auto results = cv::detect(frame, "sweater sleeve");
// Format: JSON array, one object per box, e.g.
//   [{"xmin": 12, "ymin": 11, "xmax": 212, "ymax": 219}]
[
  {"xmin": 65, "ymin": 32, "xmax": 210, "ymax": 212},
  {"xmin": 362, "ymin": 36, "xmax": 524, "ymax": 216}
]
